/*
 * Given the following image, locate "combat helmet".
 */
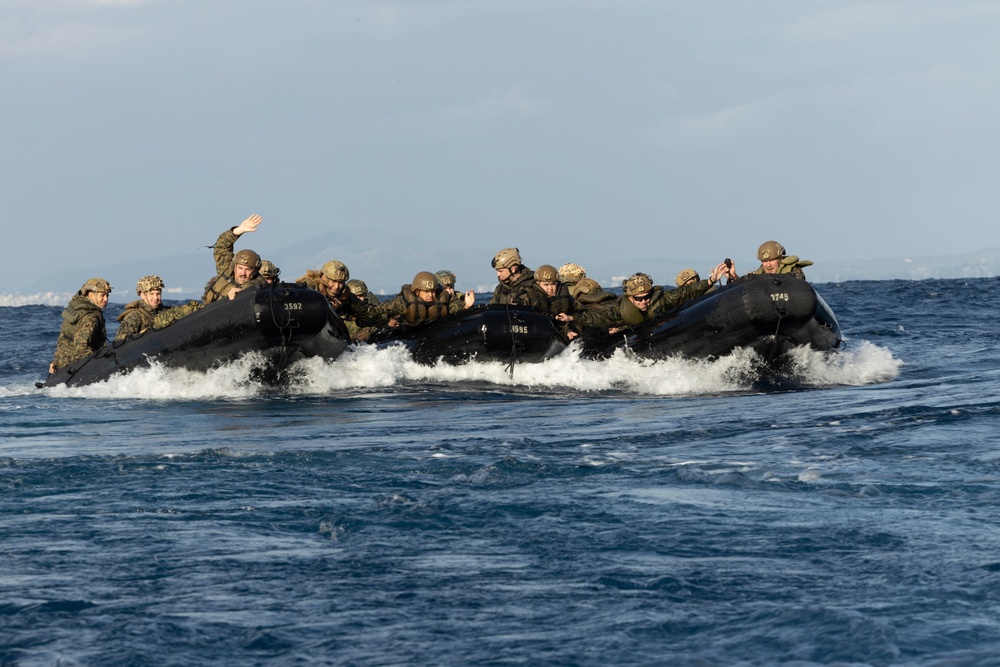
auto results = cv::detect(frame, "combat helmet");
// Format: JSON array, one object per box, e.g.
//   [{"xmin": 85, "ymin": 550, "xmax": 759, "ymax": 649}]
[
  {"xmin": 757, "ymin": 241, "xmax": 786, "ymax": 262},
  {"xmin": 321, "ymin": 260, "xmax": 350, "ymax": 282},
  {"xmin": 136, "ymin": 275, "xmax": 165, "ymax": 295},
  {"xmin": 558, "ymin": 263, "xmax": 586, "ymax": 285},
  {"xmin": 572, "ymin": 278, "xmax": 602, "ymax": 297},
  {"xmin": 535, "ymin": 265, "xmax": 559, "ymax": 283},
  {"xmin": 675, "ymin": 268, "xmax": 699, "ymax": 287},
  {"xmin": 259, "ymin": 260, "xmax": 280, "ymax": 279},
  {"xmin": 411, "ymin": 271, "xmax": 439, "ymax": 292},
  {"xmin": 622, "ymin": 273, "xmax": 654, "ymax": 296},
  {"xmin": 233, "ymin": 248, "xmax": 262, "ymax": 269},
  {"xmin": 80, "ymin": 277, "xmax": 112, "ymax": 295},
  {"xmin": 346, "ymin": 279, "xmax": 369, "ymax": 296},
  {"xmin": 491, "ymin": 247, "xmax": 521, "ymax": 270},
  {"xmin": 435, "ymin": 270, "xmax": 456, "ymax": 288}
]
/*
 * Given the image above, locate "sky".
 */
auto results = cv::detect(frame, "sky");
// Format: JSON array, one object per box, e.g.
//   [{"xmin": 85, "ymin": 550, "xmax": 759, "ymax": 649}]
[{"xmin": 3, "ymin": 0, "xmax": 999, "ymax": 296}]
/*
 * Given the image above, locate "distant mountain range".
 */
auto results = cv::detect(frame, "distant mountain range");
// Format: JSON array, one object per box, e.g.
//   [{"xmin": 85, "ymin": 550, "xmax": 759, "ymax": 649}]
[{"xmin": 3, "ymin": 233, "xmax": 999, "ymax": 307}]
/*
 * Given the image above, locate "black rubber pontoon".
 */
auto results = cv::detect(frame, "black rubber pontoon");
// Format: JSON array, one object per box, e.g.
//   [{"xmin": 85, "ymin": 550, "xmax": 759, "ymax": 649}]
[
  {"xmin": 40, "ymin": 283, "xmax": 350, "ymax": 387},
  {"xmin": 367, "ymin": 304, "xmax": 567, "ymax": 365}
]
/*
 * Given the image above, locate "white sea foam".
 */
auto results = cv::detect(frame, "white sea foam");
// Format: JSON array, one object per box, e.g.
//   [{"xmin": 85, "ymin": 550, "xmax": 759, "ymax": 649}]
[{"xmin": 19, "ymin": 340, "xmax": 902, "ymax": 400}]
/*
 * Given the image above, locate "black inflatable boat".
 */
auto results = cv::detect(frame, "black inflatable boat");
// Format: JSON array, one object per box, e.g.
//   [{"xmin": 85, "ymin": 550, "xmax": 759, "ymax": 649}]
[
  {"xmin": 580, "ymin": 274, "xmax": 843, "ymax": 362},
  {"xmin": 367, "ymin": 304, "xmax": 567, "ymax": 365},
  {"xmin": 39, "ymin": 283, "xmax": 351, "ymax": 387}
]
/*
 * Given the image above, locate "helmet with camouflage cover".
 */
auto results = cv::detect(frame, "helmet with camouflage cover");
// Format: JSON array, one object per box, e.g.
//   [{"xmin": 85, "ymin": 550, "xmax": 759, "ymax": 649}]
[
  {"xmin": 346, "ymin": 279, "xmax": 369, "ymax": 296},
  {"xmin": 491, "ymin": 247, "xmax": 521, "ymax": 270},
  {"xmin": 233, "ymin": 249, "xmax": 262, "ymax": 269},
  {"xmin": 411, "ymin": 271, "xmax": 439, "ymax": 292},
  {"xmin": 80, "ymin": 277, "xmax": 113, "ymax": 295},
  {"xmin": 535, "ymin": 265, "xmax": 559, "ymax": 283},
  {"xmin": 435, "ymin": 270, "xmax": 456, "ymax": 288},
  {"xmin": 622, "ymin": 273, "xmax": 654, "ymax": 296},
  {"xmin": 558, "ymin": 263, "xmax": 586, "ymax": 285},
  {"xmin": 572, "ymin": 277, "xmax": 602, "ymax": 297},
  {"xmin": 675, "ymin": 268, "xmax": 699, "ymax": 287},
  {"xmin": 757, "ymin": 241, "xmax": 786, "ymax": 262},
  {"xmin": 259, "ymin": 260, "xmax": 280, "ymax": 279},
  {"xmin": 321, "ymin": 260, "xmax": 350, "ymax": 282},
  {"xmin": 136, "ymin": 275, "xmax": 165, "ymax": 295}
]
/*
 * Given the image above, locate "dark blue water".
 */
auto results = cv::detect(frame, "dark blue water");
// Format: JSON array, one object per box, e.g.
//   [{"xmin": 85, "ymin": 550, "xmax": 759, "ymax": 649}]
[{"xmin": 3, "ymin": 279, "xmax": 1000, "ymax": 666}]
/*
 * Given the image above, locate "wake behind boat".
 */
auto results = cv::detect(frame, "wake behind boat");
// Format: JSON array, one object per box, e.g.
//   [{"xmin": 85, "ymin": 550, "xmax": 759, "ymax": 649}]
[
  {"xmin": 366, "ymin": 304, "xmax": 568, "ymax": 365},
  {"xmin": 39, "ymin": 283, "xmax": 351, "ymax": 388},
  {"xmin": 580, "ymin": 274, "xmax": 843, "ymax": 363}
]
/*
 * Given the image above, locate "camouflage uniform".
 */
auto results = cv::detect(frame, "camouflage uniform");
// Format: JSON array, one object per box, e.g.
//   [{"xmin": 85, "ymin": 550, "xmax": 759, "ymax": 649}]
[
  {"xmin": 203, "ymin": 228, "xmax": 265, "ymax": 303},
  {"xmin": 490, "ymin": 268, "xmax": 548, "ymax": 309},
  {"xmin": 295, "ymin": 272, "xmax": 384, "ymax": 327},
  {"xmin": 51, "ymin": 295, "xmax": 107, "ymax": 371},
  {"xmin": 573, "ymin": 280, "xmax": 713, "ymax": 330},
  {"xmin": 115, "ymin": 300, "xmax": 201, "ymax": 341}
]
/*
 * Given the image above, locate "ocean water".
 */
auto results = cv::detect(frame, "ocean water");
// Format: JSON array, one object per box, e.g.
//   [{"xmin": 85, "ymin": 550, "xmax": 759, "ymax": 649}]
[{"xmin": 2, "ymin": 278, "xmax": 999, "ymax": 666}]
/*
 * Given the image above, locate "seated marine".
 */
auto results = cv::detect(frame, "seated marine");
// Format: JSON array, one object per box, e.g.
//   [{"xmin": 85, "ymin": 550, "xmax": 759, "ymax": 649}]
[
  {"xmin": 378, "ymin": 271, "xmax": 476, "ymax": 328},
  {"xmin": 534, "ymin": 265, "xmax": 574, "ymax": 317},
  {"xmin": 49, "ymin": 277, "xmax": 112, "ymax": 375},
  {"xmin": 344, "ymin": 279, "xmax": 379, "ymax": 341},
  {"xmin": 203, "ymin": 214, "xmax": 267, "ymax": 303},
  {"xmin": 489, "ymin": 247, "xmax": 548, "ymax": 309},
  {"xmin": 295, "ymin": 260, "xmax": 383, "ymax": 327},
  {"xmin": 115, "ymin": 275, "xmax": 200, "ymax": 341},
  {"xmin": 557, "ymin": 262, "xmax": 733, "ymax": 332},
  {"xmin": 750, "ymin": 241, "xmax": 812, "ymax": 280}
]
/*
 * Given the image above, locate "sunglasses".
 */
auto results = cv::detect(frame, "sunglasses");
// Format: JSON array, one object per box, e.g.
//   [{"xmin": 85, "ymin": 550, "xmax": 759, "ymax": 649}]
[{"xmin": 632, "ymin": 293, "xmax": 652, "ymax": 302}]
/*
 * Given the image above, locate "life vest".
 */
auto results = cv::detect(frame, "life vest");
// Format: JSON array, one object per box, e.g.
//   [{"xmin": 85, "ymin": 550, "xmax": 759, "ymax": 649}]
[
  {"xmin": 203, "ymin": 273, "xmax": 240, "ymax": 304},
  {"xmin": 618, "ymin": 287, "xmax": 664, "ymax": 326},
  {"xmin": 53, "ymin": 294, "xmax": 107, "ymax": 369},
  {"xmin": 400, "ymin": 284, "xmax": 451, "ymax": 324},
  {"xmin": 117, "ymin": 300, "xmax": 157, "ymax": 329}
]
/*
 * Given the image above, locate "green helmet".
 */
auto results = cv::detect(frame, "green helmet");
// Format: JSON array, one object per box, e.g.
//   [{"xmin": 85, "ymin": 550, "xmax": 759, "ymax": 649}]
[
  {"xmin": 259, "ymin": 260, "xmax": 280, "ymax": 279},
  {"xmin": 233, "ymin": 249, "xmax": 262, "ymax": 269},
  {"xmin": 675, "ymin": 268, "xmax": 699, "ymax": 286},
  {"xmin": 491, "ymin": 247, "xmax": 521, "ymax": 270},
  {"xmin": 757, "ymin": 241, "xmax": 786, "ymax": 261},
  {"xmin": 411, "ymin": 271, "xmax": 439, "ymax": 292},
  {"xmin": 535, "ymin": 265, "xmax": 559, "ymax": 283},
  {"xmin": 80, "ymin": 277, "xmax": 112, "ymax": 295},
  {"xmin": 622, "ymin": 273, "xmax": 653, "ymax": 296},
  {"xmin": 558, "ymin": 262, "xmax": 586, "ymax": 284},
  {"xmin": 321, "ymin": 260, "xmax": 350, "ymax": 282},
  {"xmin": 346, "ymin": 279, "xmax": 369, "ymax": 296},
  {"xmin": 136, "ymin": 275, "xmax": 165, "ymax": 295},
  {"xmin": 435, "ymin": 270, "xmax": 456, "ymax": 288}
]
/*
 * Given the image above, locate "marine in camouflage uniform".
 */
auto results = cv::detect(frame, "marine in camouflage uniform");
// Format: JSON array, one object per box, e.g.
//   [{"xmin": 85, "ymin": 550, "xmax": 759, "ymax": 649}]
[
  {"xmin": 50, "ymin": 278, "xmax": 112, "ymax": 373},
  {"xmin": 344, "ymin": 279, "xmax": 379, "ymax": 342},
  {"xmin": 489, "ymin": 247, "xmax": 548, "ymax": 309},
  {"xmin": 748, "ymin": 240, "xmax": 812, "ymax": 280},
  {"xmin": 202, "ymin": 214, "xmax": 267, "ymax": 303},
  {"xmin": 558, "ymin": 263, "xmax": 731, "ymax": 332},
  {"xmin": 376, "ymin": 272, "xmax": 475, "ymax": 329},
  {"xmin": 115, "ymin": 275, "xmax": 200, "ymax": 341},
  {"xmin": 295, "ymin": 260, "xmax": 384, "ymax": 330}
]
